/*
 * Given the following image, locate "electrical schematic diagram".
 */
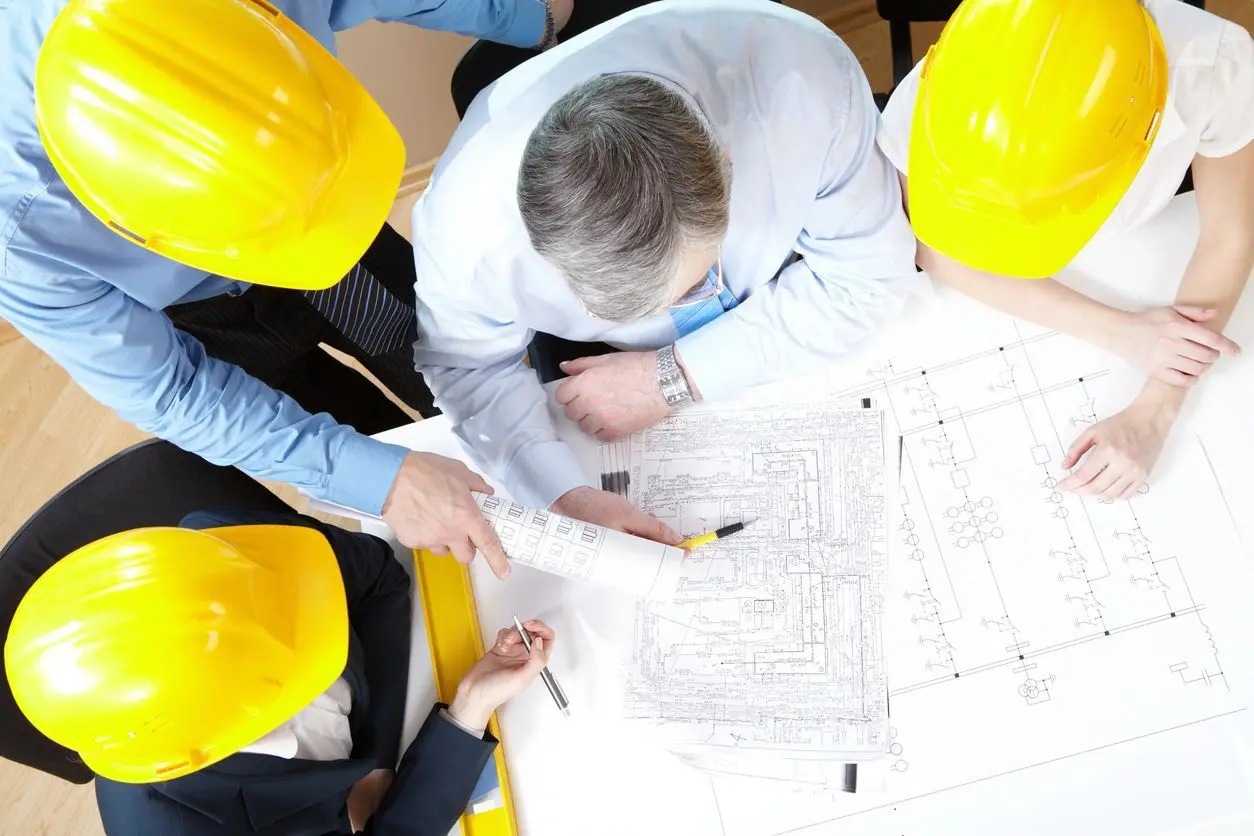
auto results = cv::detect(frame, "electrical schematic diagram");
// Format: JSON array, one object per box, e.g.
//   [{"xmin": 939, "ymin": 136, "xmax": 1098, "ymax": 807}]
[
  {"xmin": 700, "ymin": 295, "xmax": 1252, "ymax": 836},
  {"xmin": 602, "ymin": 404, "xmax": 892, "ymax": 768}
]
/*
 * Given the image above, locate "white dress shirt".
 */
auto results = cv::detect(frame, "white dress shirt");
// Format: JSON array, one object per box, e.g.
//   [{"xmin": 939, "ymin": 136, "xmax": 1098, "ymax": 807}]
[
  {"xmin": 239, "ymin": 677, "xmax": 354, "ymax": 762},
  {"xmin": 412, "ymin": 0, "xmax": 920, "ymax": 509},
  {"xmin": 878, "ymin": 0, "xmax": 1254, "ymax": 241}
]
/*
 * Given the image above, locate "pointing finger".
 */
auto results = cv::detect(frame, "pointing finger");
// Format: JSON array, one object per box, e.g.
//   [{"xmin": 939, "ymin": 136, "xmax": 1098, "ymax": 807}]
[{"xmin": 469, "ymin": 515, "xmax": 511, "ymax": 580}]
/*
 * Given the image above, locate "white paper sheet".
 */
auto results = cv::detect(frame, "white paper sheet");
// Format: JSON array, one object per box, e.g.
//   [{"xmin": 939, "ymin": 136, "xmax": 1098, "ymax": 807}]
[
  {"xmin": 603, "ymin": 403, "xmax": 892, "ymax": 766},
  {"xmin": 308, "ymin": 484, "xmax": 684, "ymax": 599},
  {"xmin": 696, "ymin": 278, "xmax": 1254, "ymax": 836},
  {"xmin": 475, "ymin": 493, "xmax": 684, "ymax": 599}
]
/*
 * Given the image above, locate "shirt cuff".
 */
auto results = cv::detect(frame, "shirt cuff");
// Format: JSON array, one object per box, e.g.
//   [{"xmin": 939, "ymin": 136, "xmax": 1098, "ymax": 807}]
[
  {"xmin": 324, "ymin": 433, "xmax": 409, "ymax": 515},
  {"xmin": 439, "ymin": 707, "xmax": 486, "ymax": 739},
  {"xmin": 505, "ymin": 439, "xmax": 594, "ymax": 510},
  {"xmin": 675, "ymin": 317, "xmax": 745, "ymax": 404},
  {"xmin": 499, "ymin": 0, "xmax": 549, "ymax": 49}
]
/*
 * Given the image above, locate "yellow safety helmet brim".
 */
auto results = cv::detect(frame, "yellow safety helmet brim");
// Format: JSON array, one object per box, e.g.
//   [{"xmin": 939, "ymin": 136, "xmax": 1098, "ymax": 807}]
[
  {"xmin": 4, "ymin": 525, "xmax": 347, "ymax": 783},
  {"xmin": 907, "ymin": 0, "xmax": 1168, "ymax": 279},
  {"xmin": 35, "ymin": 0, "xmax": 405, "ymax": 291}
]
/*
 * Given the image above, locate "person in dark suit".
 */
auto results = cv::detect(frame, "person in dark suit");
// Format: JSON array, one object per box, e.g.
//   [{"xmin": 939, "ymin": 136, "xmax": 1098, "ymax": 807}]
[{"xmin": 4, "ymin": 508, "xmax": 555, "ymax": 835}]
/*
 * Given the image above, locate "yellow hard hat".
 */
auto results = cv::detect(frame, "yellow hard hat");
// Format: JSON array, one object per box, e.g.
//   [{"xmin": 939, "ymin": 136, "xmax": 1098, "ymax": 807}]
[
  {"xmin": 908, "ymin": 0, "xmax": 1167, "ymax": 278},
  {"xmin": 3, "ymin": 525, "xmax": 348, "ymax": 784},
  {"xmin": 34, "ymin": 0, "xmax": 405, "ymax": 290}
]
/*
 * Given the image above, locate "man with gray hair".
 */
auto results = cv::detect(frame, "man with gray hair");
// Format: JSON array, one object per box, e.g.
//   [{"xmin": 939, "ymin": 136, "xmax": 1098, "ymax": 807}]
[{"xmin": 412, "ymin": 0, "xmax": 919, "ymax": 536}]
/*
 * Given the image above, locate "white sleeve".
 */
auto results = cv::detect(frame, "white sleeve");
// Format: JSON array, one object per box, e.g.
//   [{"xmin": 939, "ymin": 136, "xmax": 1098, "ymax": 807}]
[
  {"xmin": 1197, "ymin": 22, "xmax": 1254, "ymax": 158},
  {"xmin": 875, "ymin": 62, "xmax": 925, "ymax": 175},
  {"xmin": 411, "ymin": 257, "xmax": 593, "ymax": 510},
  {"xmin": 677, "ymin": 71, "xmax": 920, "ymax": 400}
]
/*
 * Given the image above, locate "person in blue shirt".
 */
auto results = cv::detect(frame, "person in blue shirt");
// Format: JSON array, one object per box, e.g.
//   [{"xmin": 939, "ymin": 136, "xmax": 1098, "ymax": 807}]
[{"xmin": 0, "ymin": 0, "xmax": 570, "ymax": 572}]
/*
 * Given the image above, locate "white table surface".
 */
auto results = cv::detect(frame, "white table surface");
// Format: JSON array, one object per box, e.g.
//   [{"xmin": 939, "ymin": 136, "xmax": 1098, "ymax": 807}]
[{"xmin": 346, "ymin": 194, "xmax": 1254, "ymax": 836}]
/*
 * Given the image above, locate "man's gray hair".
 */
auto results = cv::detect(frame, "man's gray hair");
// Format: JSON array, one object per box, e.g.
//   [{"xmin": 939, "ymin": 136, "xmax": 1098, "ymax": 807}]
[{"xmin": 517, "ymin": 75, "xmax": 732, "ymax": 322}]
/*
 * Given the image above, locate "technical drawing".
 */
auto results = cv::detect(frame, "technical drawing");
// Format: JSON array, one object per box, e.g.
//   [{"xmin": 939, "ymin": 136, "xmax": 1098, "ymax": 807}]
[
  {"xmin": 475, "ymin": 494, "xmax": 685, "ymax": 599},
  {"xmin": 602, "ymin": 404, "xmax": 890, "ymax": 765},
  {"xmin": 694, "ymin": 294, "xmax": 1251, "ymax": 836}
]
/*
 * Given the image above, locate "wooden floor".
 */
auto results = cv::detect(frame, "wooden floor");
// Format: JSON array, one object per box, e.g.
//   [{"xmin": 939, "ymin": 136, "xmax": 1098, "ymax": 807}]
[{"xmin": 2, "ymin": 1, "xmax": 1251, "ymax": 832}]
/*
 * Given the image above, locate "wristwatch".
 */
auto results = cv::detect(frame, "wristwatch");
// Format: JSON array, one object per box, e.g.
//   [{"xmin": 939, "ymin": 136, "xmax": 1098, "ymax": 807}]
[{"xmin": 656, "ymin": 345, "xmax": 692, "ymax": 408}]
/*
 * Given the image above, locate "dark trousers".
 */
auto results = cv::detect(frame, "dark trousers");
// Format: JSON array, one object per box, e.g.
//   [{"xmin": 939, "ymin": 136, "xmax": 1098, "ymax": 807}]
[{"xmin": 165, "ymin": 224, "xmax": 435, "ymax": 433}]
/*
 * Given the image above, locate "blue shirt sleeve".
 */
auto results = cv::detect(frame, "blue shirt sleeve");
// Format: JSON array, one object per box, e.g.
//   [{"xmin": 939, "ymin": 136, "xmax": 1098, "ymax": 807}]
[
  {"xmin": 0, "ymin": 243, "xmax": 408, "ymax": 515},
  {"xmin": 324, "ymin": 0, "xmax": 548, "ymax": 48}
]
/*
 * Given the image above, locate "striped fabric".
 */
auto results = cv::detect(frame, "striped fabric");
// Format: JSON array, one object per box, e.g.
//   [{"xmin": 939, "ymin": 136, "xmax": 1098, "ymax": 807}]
[{"xmin": 303, "ymin": 262, "xmax": 414, "ymax": 357}]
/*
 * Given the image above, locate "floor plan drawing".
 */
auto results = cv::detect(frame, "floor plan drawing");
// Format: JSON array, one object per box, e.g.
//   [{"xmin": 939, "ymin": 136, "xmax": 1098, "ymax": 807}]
[
  {"xmin": 601, "ymin": 404, "xmax": 891, "ymax": 765},
  {"xmin": 476, "ymin": 494, "xmax": 686, "ymax": 599},
  {"xmin": 695, "ymin": 294, "xmax": 1253, "ymax": 836}
]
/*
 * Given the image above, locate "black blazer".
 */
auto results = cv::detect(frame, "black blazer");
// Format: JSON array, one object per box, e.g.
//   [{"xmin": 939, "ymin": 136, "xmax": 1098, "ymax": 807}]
[{"xmin": 94, "ymin": 509, "xmax": 497, "ymax": 836}]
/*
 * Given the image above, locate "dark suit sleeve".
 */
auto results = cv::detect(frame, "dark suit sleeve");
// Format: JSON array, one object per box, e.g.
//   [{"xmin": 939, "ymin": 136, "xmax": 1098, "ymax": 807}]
[
  {"xmin": 180, "ymin": 509, "xmax": 411, "ymax": 768},
  {"xmin": 367, "ymin": 705, "xmax": 498, "ymax": 836}
]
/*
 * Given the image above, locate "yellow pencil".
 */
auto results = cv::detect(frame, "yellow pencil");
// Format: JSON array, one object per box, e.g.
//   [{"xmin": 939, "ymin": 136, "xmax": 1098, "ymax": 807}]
[{"xmin": 678, "ymin": 520, "xmax": 755, "ymax": 550}]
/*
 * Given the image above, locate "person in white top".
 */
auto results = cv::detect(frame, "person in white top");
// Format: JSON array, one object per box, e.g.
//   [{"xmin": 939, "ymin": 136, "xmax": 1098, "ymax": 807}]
[
  {"xmin": 879, "ymin": 0, "xmax": 1254, "ymax": 500},
  {"xmin": 411, "ymin": 0, "xmax": 919, "ymax": 532}
]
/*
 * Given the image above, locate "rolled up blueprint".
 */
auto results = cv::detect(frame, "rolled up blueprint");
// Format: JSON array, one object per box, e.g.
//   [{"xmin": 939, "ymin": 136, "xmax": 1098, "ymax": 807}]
[{"xmin": 475, "ymin": 494, "xmax": 685, "ymax": 600}]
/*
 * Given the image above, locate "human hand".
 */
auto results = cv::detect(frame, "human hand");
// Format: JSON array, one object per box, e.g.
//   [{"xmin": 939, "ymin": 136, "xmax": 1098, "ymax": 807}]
[
  {"xmin": 552, "ymin": 486, "xmax": 681, "ymax": 545},
  {"xmin": 555, "ymin": 351, "xmax": 670, "ymax": 441},
  {"xmin": 1058, "ymin": 387, "xmax": 1181, "ymax": 501},
  {"xmin": 346, "ymin": 768, "xmax": 393, "ymax": 833},
  {"xmin": 1108, "ymin": 306, "xmax": 1240, "ymax": 387},
  {"xmin": 381, "ymin": 452, "xmax": 511, "ymax": 579},
  {"xmin": 448, "ymin": 621, "xmax": 556, "ymax": 732},
  {"xmin": 549, "ymin": 0, "xmax": 573, "ymax": 34}
]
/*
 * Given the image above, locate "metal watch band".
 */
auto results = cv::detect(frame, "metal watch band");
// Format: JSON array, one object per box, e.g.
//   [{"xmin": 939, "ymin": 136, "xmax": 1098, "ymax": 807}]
[{"xmin": 656, "ymin": 345, "xmax": 692, "ymax": 407}]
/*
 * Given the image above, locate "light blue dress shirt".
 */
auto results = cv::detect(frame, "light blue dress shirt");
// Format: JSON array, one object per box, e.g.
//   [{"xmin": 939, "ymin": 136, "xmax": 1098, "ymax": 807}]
[
  {"xmin": 411, "ymin": 0, "xmax": 921, "ymax": 511},
  {"xmin": 0, "ymin": 0, "xmax": 547, "ymax": 514}
]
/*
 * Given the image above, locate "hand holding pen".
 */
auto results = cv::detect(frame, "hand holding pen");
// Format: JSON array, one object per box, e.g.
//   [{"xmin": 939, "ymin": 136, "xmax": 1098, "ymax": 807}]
[
  {"xmin": 514, "ymin": 615, "xmax": 570, "ymax": 719},
  {"xmin": 449, "ymin": 619, "xmax": 558, "ymax": 732},
  {"xmin": 678, "ymin": 520, "xmax": 756, "ymax": 551}
]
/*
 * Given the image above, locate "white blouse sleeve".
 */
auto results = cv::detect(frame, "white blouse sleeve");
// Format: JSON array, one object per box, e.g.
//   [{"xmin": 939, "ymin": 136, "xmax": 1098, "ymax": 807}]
[
  {"xmin": 1197, "ymin": 22, "xmax": 1254, "ymax": 158},
  {"xmin": 875, "ymin": 62, "xmax": 925, "ymax": 175}
]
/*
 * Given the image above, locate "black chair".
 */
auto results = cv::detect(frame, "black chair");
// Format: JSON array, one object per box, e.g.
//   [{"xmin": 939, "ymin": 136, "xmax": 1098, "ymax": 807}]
[
  {"xmin": 874, "ymin": 0, "xmax": 961, "ymax": 107},
  {"xmin": 0, "ymin": 440, "xmax": 292, "ymax": 784}
]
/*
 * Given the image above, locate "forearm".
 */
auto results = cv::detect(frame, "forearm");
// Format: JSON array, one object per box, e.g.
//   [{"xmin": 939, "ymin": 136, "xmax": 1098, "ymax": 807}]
[
  {"xmin": 328, "ymin": 0, "xmax": 547, "ymax": 47},
  {"xmin": 676, "ymin": 261, "xmax": 916, "ymax": 402},
  {"xmin": 369, "ymin": 705, "xmax": 497, "ymax": 836},
  {"xmin": 1172, "ymin": 232, "xmax": 1253, "ymax": 334},
  {"xmin": 1136, "ymin": 233, "xmax": 1253, "ymax": 414},
  {"xmin": 920, "ymin": 242, "xmax": 1131, "ymax": 350},
  {"xmin": 0, "ymin": 289, "xmax": 405, "ymax": 512},
  {"xmin": 419, "ymin": 359, "xmax": 591, "ymax": 507},
  {"xmin": 1139, "ymin": 145, "xmax": 1254, "ymax": 411},
  {"xmin": 134, "ymin": 334, "xmax": 407, "ymax": 512}
]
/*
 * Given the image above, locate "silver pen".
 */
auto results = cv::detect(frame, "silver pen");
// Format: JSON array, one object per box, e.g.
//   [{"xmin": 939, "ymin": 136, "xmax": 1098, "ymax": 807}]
[{"xmin": 512, "ymin": 614, "xmax": 570, "ymax": 719}]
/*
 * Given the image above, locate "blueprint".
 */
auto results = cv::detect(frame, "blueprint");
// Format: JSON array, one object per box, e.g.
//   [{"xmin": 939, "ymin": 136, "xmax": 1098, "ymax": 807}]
[
  {"xmin": 602, "ymin": 403, "xmax": 892, "ymax": 764},
  {"xmin": 476, "ymin": 494, "xmax": 685, "ymax": 600},
  {"xmin": 694, "ymin": 291, "xmax": 1254, "ymax": 836}
]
